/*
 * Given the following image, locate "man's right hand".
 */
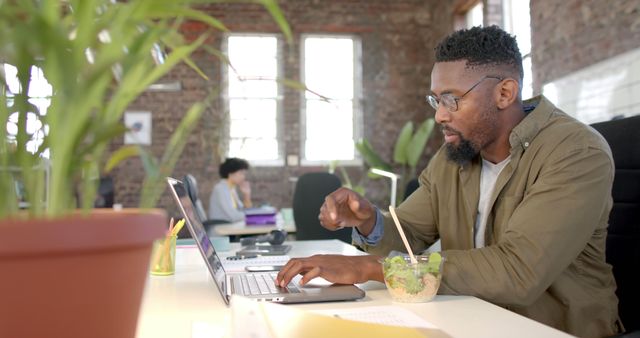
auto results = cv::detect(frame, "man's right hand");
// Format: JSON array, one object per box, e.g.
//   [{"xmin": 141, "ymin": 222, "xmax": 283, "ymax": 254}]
[
  {"xmin": 275, "ymin": 254, "xmax": 384, "ymax": 287},
  {"xmin": 318, "ymin": 187, "xmax": 376, "ymax": 236}
]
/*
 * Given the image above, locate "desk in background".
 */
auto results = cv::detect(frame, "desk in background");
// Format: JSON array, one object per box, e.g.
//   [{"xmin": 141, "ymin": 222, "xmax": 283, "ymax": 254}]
[
  {"xmin": 210, "ymin": 211, "xmax": 296, "ymax": 237},
  {"xmin": 211, "ymin": 221, "xmax": 296, "ymax": 237},
  {"xmin": 136, "ymin": 240, "xmax": 572, "ymax": 338}
]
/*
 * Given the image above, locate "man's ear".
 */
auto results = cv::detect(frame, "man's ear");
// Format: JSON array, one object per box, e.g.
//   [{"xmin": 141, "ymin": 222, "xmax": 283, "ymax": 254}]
[{"xmin": 495, "ymin": 78, "xmax": 519, "ymax": 109}]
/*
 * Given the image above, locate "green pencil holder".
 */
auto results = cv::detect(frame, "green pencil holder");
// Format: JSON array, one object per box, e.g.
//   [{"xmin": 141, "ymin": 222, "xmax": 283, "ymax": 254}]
[{"xmin": 150, "ymin": 235, "xmax": 177, "ymax": 276}]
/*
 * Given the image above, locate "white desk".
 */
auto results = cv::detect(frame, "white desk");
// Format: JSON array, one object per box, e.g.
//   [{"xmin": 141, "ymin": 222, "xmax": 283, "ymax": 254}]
[
  {"xmin": 136, "ymin": 240, "xmax": 572, "ymax": 338},
  {"xmin": 211, "ymin": 221, "xmax": 296, "ymax": 236}
]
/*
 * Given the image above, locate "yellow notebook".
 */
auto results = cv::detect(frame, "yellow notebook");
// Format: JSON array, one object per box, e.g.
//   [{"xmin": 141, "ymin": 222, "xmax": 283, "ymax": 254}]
[{"xmin": 230, "ymin": 296, "xmax": 450, "ymax": 338}]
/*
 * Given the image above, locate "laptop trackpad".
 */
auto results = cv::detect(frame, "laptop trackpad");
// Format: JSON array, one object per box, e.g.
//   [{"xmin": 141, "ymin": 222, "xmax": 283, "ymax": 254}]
[
  {"xmin": 299, "ymin": 277, "xmax": 348, "ymax": 294},
  {"xmin": 302, "ymin": 277, "xmax": 333, "ymax": 287}
]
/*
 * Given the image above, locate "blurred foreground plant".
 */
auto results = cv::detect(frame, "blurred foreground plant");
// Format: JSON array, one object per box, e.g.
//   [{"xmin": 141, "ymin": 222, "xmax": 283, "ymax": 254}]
[{"xmin": 0, "ymin": 0, "xmax": 291, "ymax": 217}]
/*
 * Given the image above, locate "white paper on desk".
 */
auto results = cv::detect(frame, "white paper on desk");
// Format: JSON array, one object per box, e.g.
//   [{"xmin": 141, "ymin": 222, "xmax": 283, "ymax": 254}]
[
  {"xmin": 220, "ymin": 255, "xmax": 290, "ymax": 273},
  {"xmin": 230, "ymin": 296, "xmax": 273, "ymax": 338},
  {"xmin": 192, "ymin": 321, "xmax": 226, "ymax": 338},
  {"xmin": 312, "ymin": 305, "xmax": 438, "ymax": 329}
]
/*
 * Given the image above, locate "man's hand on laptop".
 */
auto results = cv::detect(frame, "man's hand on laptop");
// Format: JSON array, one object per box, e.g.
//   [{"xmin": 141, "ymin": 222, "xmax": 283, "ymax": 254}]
[{"xmin": 275, "ymin": 254, "xmax": 384, "ymax": 288}]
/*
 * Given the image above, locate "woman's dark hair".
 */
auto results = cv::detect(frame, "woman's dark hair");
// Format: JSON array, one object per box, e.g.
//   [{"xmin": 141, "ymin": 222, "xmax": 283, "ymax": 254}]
[
  {"xmin": 219, "ymin": 158, "xmax": 250, "ymax": 178},
  {"xmin": 435, "ymin": 25, "xmax": 523, "ymax": 80}
]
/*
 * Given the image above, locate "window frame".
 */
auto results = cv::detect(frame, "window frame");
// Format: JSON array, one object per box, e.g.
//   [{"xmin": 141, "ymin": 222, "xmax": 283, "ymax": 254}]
[
  {"xmin": 502, "ymin": 0, "xmax": 533, "ymax": 99},
  {"xmin": 299, "ymin": 33, "xmax": 363, "ymax": 166},
  {"xmin": 454, "ymin": 0, "xmax": 484, "ymax": 30}
]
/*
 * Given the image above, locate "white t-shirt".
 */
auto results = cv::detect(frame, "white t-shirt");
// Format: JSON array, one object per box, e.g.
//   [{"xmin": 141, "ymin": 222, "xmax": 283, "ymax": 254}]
[{"xmin": 474, "ymin": 156, "xmax": 511, "ymax": 248}]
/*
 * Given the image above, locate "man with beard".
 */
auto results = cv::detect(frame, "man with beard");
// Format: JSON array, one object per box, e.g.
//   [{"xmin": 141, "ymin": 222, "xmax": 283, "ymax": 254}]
[{"xmin": 276, "ymin": 26, "xmax": 622, "ymax": 337}]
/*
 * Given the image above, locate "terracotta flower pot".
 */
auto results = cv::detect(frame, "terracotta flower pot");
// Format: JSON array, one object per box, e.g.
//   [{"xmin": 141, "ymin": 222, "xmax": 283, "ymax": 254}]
[{"xmin": 0, "ymin": 209, "xmax": 166, "ymax": 338}]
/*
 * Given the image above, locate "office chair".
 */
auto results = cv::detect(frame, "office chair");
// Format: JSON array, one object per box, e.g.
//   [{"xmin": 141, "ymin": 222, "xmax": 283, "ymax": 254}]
[
  {"xmin": 94, "ymin": 176, "xmax": 114, "ymax": 208},
  {"xmin": 591, "ymin": 116, "xmax": 640, "ymax": 334},
  {"xmin": 404, "ymin": 178, "xmax": 420, "ymax": 200},
  {"xmin": 182, "ymin": 174, "xmax": 227, "ymax": 231},
  {"xmin": 292, "ymin": 172, "xmax": 352, "ymax": 243}
]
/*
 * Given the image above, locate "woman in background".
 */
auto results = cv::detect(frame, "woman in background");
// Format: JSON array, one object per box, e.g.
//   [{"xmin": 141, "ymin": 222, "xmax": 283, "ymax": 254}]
[{"xmin": 208, "ymin": 158, "xmax": 252, "ymax": 222}]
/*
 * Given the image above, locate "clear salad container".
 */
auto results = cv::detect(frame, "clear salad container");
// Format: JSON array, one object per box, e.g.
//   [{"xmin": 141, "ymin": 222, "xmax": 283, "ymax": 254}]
[{"xmin": 381, "ymin": 252, "xmax": 444, "ymax": 303}]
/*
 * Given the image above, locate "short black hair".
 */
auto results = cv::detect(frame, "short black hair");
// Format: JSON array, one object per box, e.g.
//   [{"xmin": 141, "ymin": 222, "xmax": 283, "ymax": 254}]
[
  {"xmin": 219, "ymin": 158, "xmax": 249, "ymax": 178},
  {"xmin": 435, "ymin": 25, "xmax": 523, "ymax": 80}
]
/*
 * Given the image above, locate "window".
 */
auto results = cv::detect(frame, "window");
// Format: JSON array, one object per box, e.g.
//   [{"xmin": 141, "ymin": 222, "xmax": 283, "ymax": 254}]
[
  {"xmin": 466, "ymin": 2, "xmax": 484, "ymax": 28},
  {"xmin": 301, "ymin": 35, "xmax": 362, "ymax": 163},
  {"xmin": 225, "ymin": 35, "xmax": 281, "ymax": 164},
  {"xmin": 2, "ymin": 64, "xmax": 51, "ymax": 157},
  {"xmin": 454, "ymin": 1, "xmax": 483, "ymax": 31},
  {"xmin": 503, "ymin": 0, "xmax": 533, "ymax": 99}
]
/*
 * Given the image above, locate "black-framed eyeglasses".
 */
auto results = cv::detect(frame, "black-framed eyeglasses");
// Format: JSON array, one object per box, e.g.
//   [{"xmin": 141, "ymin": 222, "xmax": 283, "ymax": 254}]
[{"xmin": 427, "ymin": 75, "xmax": 503, "ymax": 112}]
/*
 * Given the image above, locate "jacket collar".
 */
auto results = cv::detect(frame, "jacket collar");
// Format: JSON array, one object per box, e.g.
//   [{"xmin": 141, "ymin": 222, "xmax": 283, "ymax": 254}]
[
  {"xmin": 458, "ymin": 95, "xmax": 556, "ymax": 171},
  {"xmin": 509, "ymin": 95, "xmax": 556, "ymax": 152}
]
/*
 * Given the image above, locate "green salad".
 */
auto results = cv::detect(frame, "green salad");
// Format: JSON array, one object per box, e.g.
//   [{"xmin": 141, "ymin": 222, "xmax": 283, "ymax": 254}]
[{"xmin": 382, "ymin": 252, "xmax": 443, "ymax": 295}]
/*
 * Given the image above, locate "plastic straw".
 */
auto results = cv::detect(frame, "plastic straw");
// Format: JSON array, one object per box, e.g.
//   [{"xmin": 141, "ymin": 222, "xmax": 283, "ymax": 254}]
[{"xmin": 388, "ymin": 205, "xmax": 418, "ymax": 265}]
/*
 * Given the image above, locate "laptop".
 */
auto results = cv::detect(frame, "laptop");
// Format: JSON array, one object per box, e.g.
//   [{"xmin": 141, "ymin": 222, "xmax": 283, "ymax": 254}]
[
  {"xmin": 244, "ymin": 206, "xmax": 277, "ymax": 225},
  {"xmin": 166, "ymin": 177, "xmax": 365, "ymax": 304}
]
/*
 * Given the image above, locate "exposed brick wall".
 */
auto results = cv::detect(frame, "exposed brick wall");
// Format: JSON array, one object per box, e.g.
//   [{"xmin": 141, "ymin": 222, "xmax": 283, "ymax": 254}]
[
  {"xmin": 531, "ymin": 0, "xmax": 640, "ymax": 94},
  {"xmin": 110, "ymin": 0, "xmax": 456, "ymax": 218},
  {"xmin": 109, "ymin": 60, "xmax": 220, "ymax": 215},
  {"xmin": 110, "ymin": 0, "xmax": 640, "ymax": 219}
]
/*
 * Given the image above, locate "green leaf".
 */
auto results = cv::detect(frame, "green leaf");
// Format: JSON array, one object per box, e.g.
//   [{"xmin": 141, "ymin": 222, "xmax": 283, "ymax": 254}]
[
  {"xmin": 183, "ymin": 56, "xmax": 209, "ymax": 81},
  {"xmin": 72, "ymin": 0, "xmax": 99, "ymax": 56},
  {"xmin": 140, "ymin": 99, "xmax": 207, "ymax": 208},
  {"xmin": 367, "ymin": 171, "xmax": 382, "ymax": 180},
  {"xmin": 0, "ymin": 88, "xmax": 18, "ymax": 215},
  {"xmin": 426, "ymin": 252, "xmax": 443, "ymax": 273},
  {"xmin": 353, "ymin": 185, "xmax": 366, "ymax": 196},
  {"xmin": 78, "ymin": 123, "xmax": 130, "ymax": 159},
  {"xmin": 0, "ymin": 0, "xmax": 292, "ymax": 218},
  {"xmin": 407, "ymin": 118, "xmax": 435, "ymax": 168},
  {"xmin": 79, "ymin": 160, "xmax": 99, "ymax": 210},
  {"xmin": 137, "ymin": 146, "xmax": 160, "ymax": 179},
  {"xmin": 255, "ymin": 0, "xmax": 293, "ymax": 44},
  {"xmin": 277, "ymin": 78, "xmax": 330, "ymax": 102},
  {"xmin": 337, "ymin": 165, "xmax": 352, "ymax": 188},
  {"xmin": 104, "ymin": 145, "xmax": 141, "ymax": 173},
  {"xmin": 392, "ymin": 121, "xmax": 413, "ymax": 165},
  {"xmin": 147, "ymin": 7, "xmax": 229, "ymax": 32},
  {"xmin": 276, "ymin": 78, "xmax": 309, "ymax": 92},
  {"xmin": 140, "ymin": 34, "xmax": 208, "ymax": 91},
  {"xmin": 202, "ymin": 45, "xmax": 233, "ymax": 66},
  {"xmin": 355, "ymin": 139, "xmax": 392, "ymax": 171}
]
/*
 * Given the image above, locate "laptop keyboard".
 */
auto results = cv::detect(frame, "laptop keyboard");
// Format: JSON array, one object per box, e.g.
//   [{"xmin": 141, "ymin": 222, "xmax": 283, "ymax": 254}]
[{"xmin": 233, "ymin": 273, "xmax": 300, "ymax": 296}]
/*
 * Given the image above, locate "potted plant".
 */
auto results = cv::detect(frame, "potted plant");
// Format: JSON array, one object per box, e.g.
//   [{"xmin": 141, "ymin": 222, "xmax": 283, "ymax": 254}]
[
  {"xmin": 0, "ymin": 1, "xmax": 290, "ymax": 337},
  {"xmin": 355, "ymin": 118, "xmax": 435, "ymax": 202}
]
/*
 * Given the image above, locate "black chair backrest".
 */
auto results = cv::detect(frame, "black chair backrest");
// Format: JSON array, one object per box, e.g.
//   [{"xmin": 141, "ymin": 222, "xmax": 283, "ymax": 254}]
[
  {"xmin": 292, "ymin": 172, "xmax": 352, "ymax": 243},
  {"xmin": 182, "ymin": 174, "xmax": 208, "ymax": 224},
  {"xmin": 591, "ymin": 115, "xmax": 640, "ymax": 332},
  {"xmin": 404, "ymin": 178, "xmax": 420, "ymax": 200},
  {"xmin": 94, "ymin": 176, "xmax": 114, "ymax": 208}
]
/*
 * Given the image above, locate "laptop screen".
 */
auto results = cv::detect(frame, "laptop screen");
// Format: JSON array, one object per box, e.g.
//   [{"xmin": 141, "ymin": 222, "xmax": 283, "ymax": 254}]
[{"xmin": 166, "ymin": 177, "xmax": 227, "ymax": 293}]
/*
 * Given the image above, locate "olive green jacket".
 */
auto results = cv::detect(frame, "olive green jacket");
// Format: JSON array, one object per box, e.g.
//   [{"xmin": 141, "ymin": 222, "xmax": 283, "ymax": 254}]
[{"xmin": 363, "ymin": 96, "xmax": 620, "ymax": 337}]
